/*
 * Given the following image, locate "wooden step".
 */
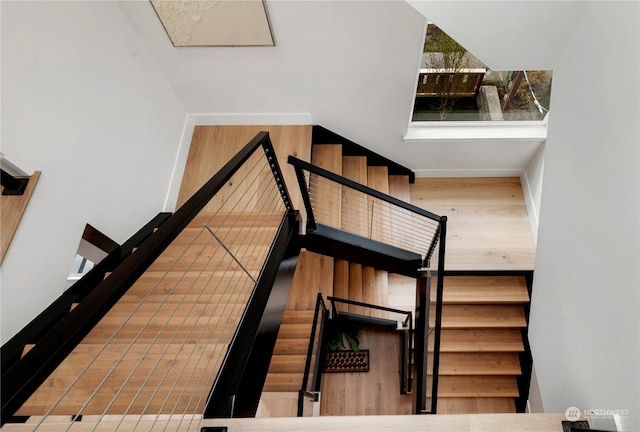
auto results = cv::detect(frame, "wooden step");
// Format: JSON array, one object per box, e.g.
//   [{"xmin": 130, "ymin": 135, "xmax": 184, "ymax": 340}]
[
  {"xmin": 437, "ymin": 397, "xmax": 516, "ymax": 414},
  {"xmin": 273, "ymin": 338, "xmax": 310, "ymax": 356},
  {"xmin": 333, "ymin": 259, "xmax": 349, "ymax": 300},
  {"xmin": 434, "ymin": 276, "xmax": 529, "ymax": 304},
  {"xmin": 262, "ymin": 373, "xmax": 304, "ymax": 392},
  {"xmin": 311, "ymin": 144, "xmax": 343, "ymax": 228},
  {"xmin": 348, "ymin": 263, "xmax": 363, "ymax": 314},
  {"xmin": 285, "ymin": 251, "xmax": 334, "ymax": 311},
  {"xmin": 437, "ymin": 352, "xmax": 521, "ymax": 375},
  {"xmin": 341, "ymin": 156, "xmax": 368, "ymax": 236},
  {"xmin": 437, "ymin": 376, "xmax": 519, "ymax": 398},
  {"xmin": 432, "ymin": 329, "xmax": 524, "ymax": 352},
  {"xmin": 281, "ymin": 310, "xmax": 316, "ymax": 324},
  {"xmin": 361, "ymin": 266, "xmax": 376, "ymax": 306},
  {"xmin": 267, "ymin": 355, "xmax": 307, "ymax": 373},
  {"xmin": 432, "ymin": 305, "xmax": 527, "ymax": 328},
  {"xmin": 276, "ymin": 323, "xmax": 313, "ymax": 340},
  {"xmin": 312, "ymin": 144, "xmax": 343, "ymax": 175},
  {"xmin": 389, "ymin": 175, "xmax": 411, "ymax": 202}
]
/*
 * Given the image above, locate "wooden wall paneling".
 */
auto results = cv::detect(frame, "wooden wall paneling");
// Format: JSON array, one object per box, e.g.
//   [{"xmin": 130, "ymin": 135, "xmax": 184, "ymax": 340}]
[{"xmin": 1, "ymin": 171, "xmax": 41, "ymax": 263}]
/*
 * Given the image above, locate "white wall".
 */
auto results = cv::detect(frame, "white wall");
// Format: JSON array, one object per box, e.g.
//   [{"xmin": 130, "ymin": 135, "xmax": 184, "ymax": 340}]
[
  {"xmin": 0, "ymin": 1, "xmax": 187, "ymax": 342},
  {"xmin": 528, "ymin": 2, "xmax": 639, "ymax": 431},
  {"xmin": 522, "ymin": 141, "xmax": 545, "ymax": 242},
  {"xmin": 406, "ymin": 1, "xmax": 590, "ymax": 71}
]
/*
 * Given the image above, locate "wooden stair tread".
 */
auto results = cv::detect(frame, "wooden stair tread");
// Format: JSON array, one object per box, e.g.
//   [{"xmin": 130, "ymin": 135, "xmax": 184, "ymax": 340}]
[
  {"xmin": 437, "ymin": 397, "xmax": 516, "ymax": 414},
  {"xmin": 433, "ymin": 305, "xmax": 527, "ymax": 328},
  {"xmin": 276, "ymin": 323, "xmax": 313, "ymax": 339},
  {"xmin": 341, "ymin": 156, "xmax": 368, "ymax": 237},
  {"xmin": 388, "ymin": 175, "xmax": 411, "ymax": 202},
  {"xmin": 310, "ymin": 144, "xmax": 343, "ymax": 228},
  {"xmin": 281, "ymin": 310, "xmax": 316, "ymax": 324},
  {"xmin": 347, "ymin": 263, "xmax": 363, "ymax": 313},
  {"xmin": 436, "ymin": 352, "xmax": 521, "ymax": 375},
  {"xmin": 437, "ymin": 376, "xmax": 519, "ymax": 398},
  {"xmin": 312, "ymin": 144, "xmax": 343, "ymax": 175},
  {"xmin": 273, "ymin": 339, "xmax": 310, "ymax": 355},
  {"xmin": 267, "ymin": 355, "xmax": 307, "ymax": 373},
  {"xmin": 433, "ymin": 329, "xmax": 524, "ymax": 352},
  {"xmin": 367, "ymin": 166, "xmax": 389, "ymax": 194},
  {"xmin": 262, "ymin": 373, "xmax": 304, "ymax": 392},
  {"xmin": 435, "ymin": 276, "xmax": 529, "ymax": 304}
]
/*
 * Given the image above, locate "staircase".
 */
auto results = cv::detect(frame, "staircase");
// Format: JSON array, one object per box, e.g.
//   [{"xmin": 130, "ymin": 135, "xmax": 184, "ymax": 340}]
[
  {"xmin": 432, "ymin": 275, "xmax": 530, "ymax": 413},
  {"xmin": 265, "ymin": 127, "xmax": 534, "ymax": 416},
  {"xmin": 14, "ymin": 212, "xmax": 280, "ymax": 417}
]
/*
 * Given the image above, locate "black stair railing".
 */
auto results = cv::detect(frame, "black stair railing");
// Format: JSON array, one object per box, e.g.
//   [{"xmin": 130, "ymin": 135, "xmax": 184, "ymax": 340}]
[
  {"xmin": 288, "ymin": 155, "xmax": 447, "ymax": 414},
  {"xmin": 1, "ymin": 132, "xmax": 299, "ymax": 425},
  {"xmin": 297, "ymin": 293, "xmax": 328, "ymax": 417},
  {"xmin": 327, "ymin": 296, "xmax": 414, "ymax": 395},
  {"xmin": 288, "ymin": 155, "xmax": 443, "ymax": 268}
]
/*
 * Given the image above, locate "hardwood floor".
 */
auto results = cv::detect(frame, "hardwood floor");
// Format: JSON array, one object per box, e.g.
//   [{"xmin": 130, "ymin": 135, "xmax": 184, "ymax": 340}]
[
  {"xmin": 319, "ymin": 327, "xmax": 413, "ymax": 416},
  {"xmin": 410, "ymin": 177, "xmax": 535, "ymax": 271}
]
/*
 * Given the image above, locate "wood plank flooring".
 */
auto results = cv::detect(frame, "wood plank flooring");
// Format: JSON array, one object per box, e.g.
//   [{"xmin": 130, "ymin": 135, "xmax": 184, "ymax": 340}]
[{"xmin": 410, "ymin": 177, "xmax": 535, "ymax": 271}]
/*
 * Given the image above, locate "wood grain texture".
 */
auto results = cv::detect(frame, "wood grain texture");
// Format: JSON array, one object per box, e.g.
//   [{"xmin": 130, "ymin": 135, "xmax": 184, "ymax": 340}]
[
  {"xmin": 341, "ymin": 156, "xmax": 368, "ymax": 237},
  {"xmin": 319, "ymin": 327, "xmax": 412, "ymax": 416},
  {"xmin": 1, "ymin": 171, "xmax": 40, "ymax": 263},
  {"xmin": 2, "ymin": 413, "xmax": 572, "ymax": 431},
  {"xmin": 333, "ymin": 260, "xmax": 349, "ymax": 300},
  {"xmin": 176, "ymin": 125, "xmax": 311, "ymax": 215},
  {"xmin": 256, "ymin": 392, "xmax": 299, "ymax": 418},
  {"xmin": 311, "ymin": 144, "xmax": 343, "ymax": 228},
  {"xmin": 435, "ymin": 276, "xmax": 529, "ymax": 304},
  {"xmin": 284, "ymin": 251, "xmax": 334, "ymax": 311},
  {"xmin": 410, "ymin": 177, "xmax": 535, "ymax": 270}
]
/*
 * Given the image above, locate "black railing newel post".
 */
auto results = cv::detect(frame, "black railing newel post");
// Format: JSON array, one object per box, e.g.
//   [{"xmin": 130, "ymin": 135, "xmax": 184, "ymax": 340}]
[
  {"xmin": 429, "ymin": 216, "xmax": 447, "ymax": 414},
  {"xmin": 414, "ymin": 272, "xmax": 429, "ymax": 414}
]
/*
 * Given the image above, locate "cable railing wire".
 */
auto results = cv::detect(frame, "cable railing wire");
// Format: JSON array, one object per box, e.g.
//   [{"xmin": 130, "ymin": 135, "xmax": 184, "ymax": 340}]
[
  {"xmin": 302, "ymin": 171, "xmax": 440, "ymax": 260},
  {"xmin": 25, "ymin": 137, "xmax": 288, "ymax": 431},
  {"xmin": 43, "ymin": 155, "xmax": 278, "ymax": 428}
]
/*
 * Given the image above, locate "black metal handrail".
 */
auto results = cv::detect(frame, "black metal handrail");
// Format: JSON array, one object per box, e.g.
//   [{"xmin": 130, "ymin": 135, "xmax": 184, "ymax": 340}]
[
  {"xmin": 289, "ymin": 153, "xmax": 447, "ymax": 414},
  {"xmin": 0, "ymin": 132, "xmax": 295, "ymax": 425},
  {"xmin": 288, "ymin": 155, "xmax": 442, "ymax": 268},
  {"xmin": 297, "ymin": 293, "xmax": 328, "ymax": 416}
]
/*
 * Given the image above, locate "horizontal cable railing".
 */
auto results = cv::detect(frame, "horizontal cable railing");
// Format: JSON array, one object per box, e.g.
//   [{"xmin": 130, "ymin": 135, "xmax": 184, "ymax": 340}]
[
  {"xmin": 288, "ymin": 156, "xmax": 443, "ymax": 267},
  {"xmin": 288, "ymin": 155, "xmax": 447, "ymax": 415},
  {"xmin": 2, "ymin": 132, "xmax": 297, "ymax": 430}
]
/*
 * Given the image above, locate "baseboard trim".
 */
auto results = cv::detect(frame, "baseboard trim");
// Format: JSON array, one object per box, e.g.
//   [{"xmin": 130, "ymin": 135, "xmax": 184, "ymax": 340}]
[
  {"xmin": 189, "ymin": 113, "xmax": 312, "ymax": 126},
  {"xmin": 163, "ymin": 115, "xmax": 194, "ymax": 212},
  {"xmin": 520, "ymin": 170, "xmax": 539, "ymax": 245}
]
